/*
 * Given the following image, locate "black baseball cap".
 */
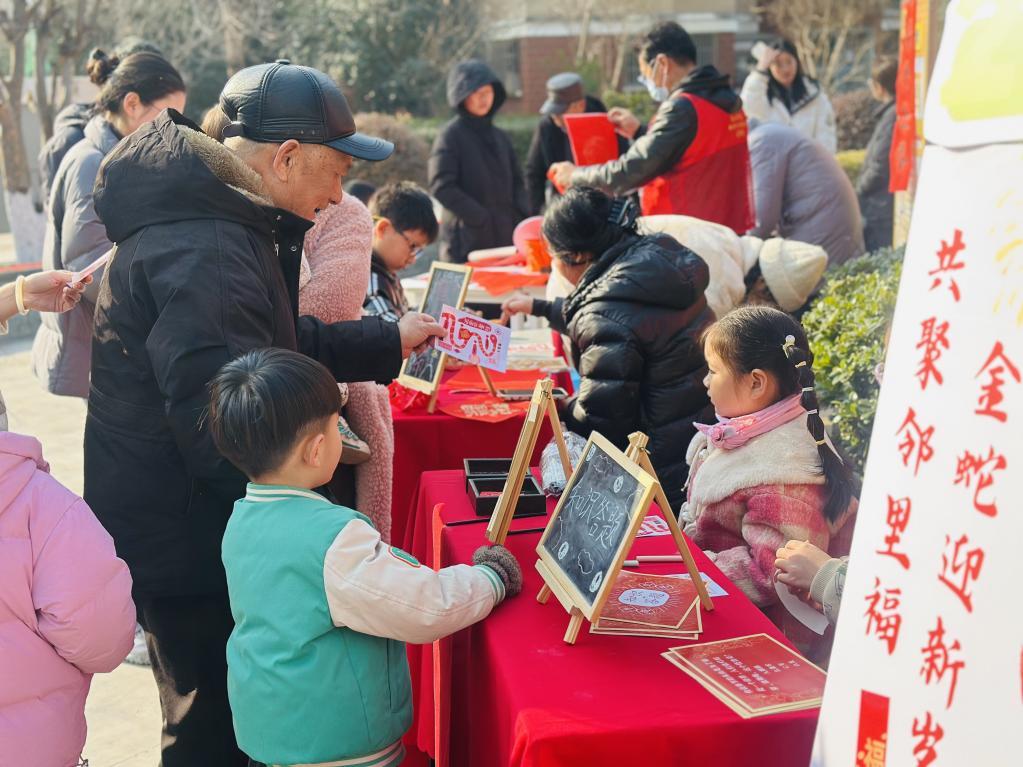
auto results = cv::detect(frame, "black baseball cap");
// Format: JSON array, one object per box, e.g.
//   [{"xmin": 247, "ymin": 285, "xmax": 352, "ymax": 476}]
[{"xmin": 219, "ymin": 60, "xmax": 394, "ymax": 162}]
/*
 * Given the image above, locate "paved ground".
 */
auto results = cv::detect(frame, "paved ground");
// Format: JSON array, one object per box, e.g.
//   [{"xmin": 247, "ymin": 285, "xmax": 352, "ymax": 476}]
[{"xmin": 2, "ymin": 340, "xmax": 162, "ymax": 765}]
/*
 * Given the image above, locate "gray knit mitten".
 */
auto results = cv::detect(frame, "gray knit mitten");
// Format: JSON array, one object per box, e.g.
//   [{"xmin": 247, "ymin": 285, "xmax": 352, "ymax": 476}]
[{"xmin": 472, "ymin": 545, "xmax": 523, "ymax": 598}]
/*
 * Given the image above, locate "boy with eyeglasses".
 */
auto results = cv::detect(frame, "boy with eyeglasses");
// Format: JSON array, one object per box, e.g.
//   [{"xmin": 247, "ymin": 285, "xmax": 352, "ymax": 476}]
[{"xmin": 365, "ymin": 182, "xmax": 438, "ymax": 323}]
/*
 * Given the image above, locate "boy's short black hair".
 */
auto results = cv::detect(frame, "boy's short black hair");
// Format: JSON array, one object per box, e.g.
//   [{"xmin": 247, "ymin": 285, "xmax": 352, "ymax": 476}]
[
  {"xmin": 208, "ymin": 348, "xmax": 342, "ymax": 479},
  {"xmin": 369, "ymin": 181, "xmax": 439, "ymax": 243},
  {"xmin": 640, "ymin": 21, "xmax": 697, "ymax": 67}
]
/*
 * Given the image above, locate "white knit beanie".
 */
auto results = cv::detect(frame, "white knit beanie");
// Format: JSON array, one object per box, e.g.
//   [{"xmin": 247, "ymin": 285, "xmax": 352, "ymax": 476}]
[{"xmin": 758, "ymin": 238, "xmax": 828, "ymax": 312}]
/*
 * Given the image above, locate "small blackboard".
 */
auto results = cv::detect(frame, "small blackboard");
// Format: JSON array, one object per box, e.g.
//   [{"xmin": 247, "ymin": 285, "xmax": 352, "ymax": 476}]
[
  {"xmin": 536, "ymin": 432, "xmax": 655, "ymax": 619},
  {"xmin": 398, "ymin": 262, "xmax": 471, "ymax": 394}
]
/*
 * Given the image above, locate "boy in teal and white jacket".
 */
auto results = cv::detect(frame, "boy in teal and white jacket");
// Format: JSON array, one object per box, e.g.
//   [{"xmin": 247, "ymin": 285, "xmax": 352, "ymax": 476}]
[{"xmin": 210, "ymin": 349, "xmax": 521, "ymax": 767}]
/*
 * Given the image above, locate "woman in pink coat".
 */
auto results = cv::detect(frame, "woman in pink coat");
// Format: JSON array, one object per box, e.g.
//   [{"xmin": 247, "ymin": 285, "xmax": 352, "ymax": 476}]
[
  {"xmin": 0, "ymin": 268, "xmax": 136, "ymax": 767},
  {"xmin": 298, "ymin": 194, "xmax": 396, "ymax": 540}
]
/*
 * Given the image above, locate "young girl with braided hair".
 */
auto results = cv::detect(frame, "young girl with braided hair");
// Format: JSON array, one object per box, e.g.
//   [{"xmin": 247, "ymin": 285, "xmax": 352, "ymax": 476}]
[{"xmin": 682, "ymin": 305, "xmax": 856, "ymax": 654}]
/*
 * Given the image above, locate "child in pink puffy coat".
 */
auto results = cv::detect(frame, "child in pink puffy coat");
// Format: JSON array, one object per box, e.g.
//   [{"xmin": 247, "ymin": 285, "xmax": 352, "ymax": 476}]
[{"xmin": 0, "ymin": 430, "xmax": 136, "ymax": 767}]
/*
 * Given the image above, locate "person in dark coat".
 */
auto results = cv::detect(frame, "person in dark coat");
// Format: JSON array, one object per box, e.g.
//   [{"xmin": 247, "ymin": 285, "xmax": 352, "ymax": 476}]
[
  {"xmin": 857, "ymin": 57, "xmax": 898, "ymax": 252},
  {"xmin": 84, "ymin": 62, "xmax": 443, "ymax": 767},
  {"xmin": 501, "ymin": 187, "xmax": 712, "ymax": 509},
  {"xmin": 429, "ymin": 59, "xmax": 529, "ymax": 263},
  {"xmin": 524, "ymin": 72, "xmax": 627, "ymax": 215}
]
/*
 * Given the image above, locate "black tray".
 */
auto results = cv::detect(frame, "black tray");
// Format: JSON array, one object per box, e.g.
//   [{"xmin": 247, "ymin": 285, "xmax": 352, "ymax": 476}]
[
  {"xmin": 463, "ymin": 458, "xmax": 514, "ymax": 492},
  {"xmin": 468, "ymin": 475, "xmax": 546, "ymax": 518}
]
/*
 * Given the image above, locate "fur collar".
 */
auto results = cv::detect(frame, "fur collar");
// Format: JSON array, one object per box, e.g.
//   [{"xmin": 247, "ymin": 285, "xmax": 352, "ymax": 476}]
[
  {"xmin": 175, "ymin": 125, "xmax": 274, "ymax": 207},
  {"xmin": 687, "ymin": 415, "xmax": 825, "ymax": 507}
]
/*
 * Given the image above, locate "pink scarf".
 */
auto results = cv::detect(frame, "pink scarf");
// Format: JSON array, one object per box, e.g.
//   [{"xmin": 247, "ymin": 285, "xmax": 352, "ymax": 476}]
[{"xmin": 695, "ymin": 394, "xmax": 806, "ymax": 450}]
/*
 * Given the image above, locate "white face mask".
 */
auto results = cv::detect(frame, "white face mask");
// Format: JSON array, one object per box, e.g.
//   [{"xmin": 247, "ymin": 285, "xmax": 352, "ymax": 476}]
[{"xmin": 638, "ymin": 59, "xmax": 670, "ymax": 102}]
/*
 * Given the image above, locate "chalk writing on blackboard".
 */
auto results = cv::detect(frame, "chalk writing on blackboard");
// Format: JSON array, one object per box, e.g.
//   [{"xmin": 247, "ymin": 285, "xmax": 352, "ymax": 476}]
[{"xmin": 541, "ymin": 440, "xmax": 642, "ymax": 604}]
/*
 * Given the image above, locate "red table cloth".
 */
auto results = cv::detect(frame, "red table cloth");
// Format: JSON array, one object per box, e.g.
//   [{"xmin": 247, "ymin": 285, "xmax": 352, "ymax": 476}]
[
  {"xmin": 389, "ymin": 369, "xmax": 566, "ymax": 547},
  {"xmin": 401, "ymin": 470, "xmax": 819, "ymax": 767}
]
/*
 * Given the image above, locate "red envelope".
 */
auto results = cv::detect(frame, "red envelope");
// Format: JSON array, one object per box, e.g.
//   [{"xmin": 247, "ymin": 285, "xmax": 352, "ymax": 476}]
[{"xmin": 563, "ymin": 113, "xmax": 620, "ymax": 166}]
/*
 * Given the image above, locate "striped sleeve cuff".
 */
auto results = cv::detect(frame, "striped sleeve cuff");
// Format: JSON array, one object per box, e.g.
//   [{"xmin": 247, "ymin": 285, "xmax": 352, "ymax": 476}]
[{"xmin": 474, "ymin": 564, "xmax": 506, "ymax": 604}]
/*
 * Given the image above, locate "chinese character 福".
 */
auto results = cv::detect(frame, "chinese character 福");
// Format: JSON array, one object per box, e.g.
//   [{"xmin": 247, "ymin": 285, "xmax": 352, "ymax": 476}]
[{"xmin": 865, "ymin": 578, "xmax": 903, "ymax": 655}]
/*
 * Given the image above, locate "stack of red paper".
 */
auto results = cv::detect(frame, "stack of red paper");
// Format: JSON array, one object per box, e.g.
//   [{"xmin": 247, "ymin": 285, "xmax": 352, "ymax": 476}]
[
  {"xmin": 662, "ymin": 634, "xmax": 826, "ymax": 718},
  {"xmin": 590, "ymin": 570, "xmax": 703, "ymax": 639}
]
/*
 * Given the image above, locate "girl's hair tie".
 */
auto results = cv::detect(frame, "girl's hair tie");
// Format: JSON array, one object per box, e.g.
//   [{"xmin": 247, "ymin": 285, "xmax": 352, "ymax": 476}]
[
  {"xmin": 781, "ymin": 334, "xmax": 796, "ymax": 352},
  {"xmin": 815, "ymin": 438, "xmax": 827, "ymax": 446},
  {"xmin": 806, "ymin": 408, "xmax": 819, "ymax": 415},
  {"xmin": 794, "ymin": 361, "xmax": 807, "ymax": 368},
  {"xmin": 801, "ymin": 386, "xmax": 814, "ymax": 393}
]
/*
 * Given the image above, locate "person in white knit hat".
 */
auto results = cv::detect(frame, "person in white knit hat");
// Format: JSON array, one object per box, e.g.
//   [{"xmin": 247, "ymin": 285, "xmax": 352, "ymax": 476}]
[
  {"xmin": 636, "ymin": 215, "xmax": 827, "ymax": 316},
  {"xmin": 750, "ymin": 237, "xmax": 828, "ymax": 313}
]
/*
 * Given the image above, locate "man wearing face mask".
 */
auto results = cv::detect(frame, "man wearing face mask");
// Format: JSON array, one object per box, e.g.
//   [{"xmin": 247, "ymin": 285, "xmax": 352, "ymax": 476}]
[{"xmin": 549, "ymin": 22, "xmax": 755, "ymax": 234}]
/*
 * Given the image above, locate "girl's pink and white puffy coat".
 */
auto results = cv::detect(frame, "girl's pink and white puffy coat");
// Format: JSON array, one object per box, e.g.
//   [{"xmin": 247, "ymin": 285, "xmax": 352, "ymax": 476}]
[{"xmin": 0, "ymin": 432, "xmax": 135, "ymax": 767}]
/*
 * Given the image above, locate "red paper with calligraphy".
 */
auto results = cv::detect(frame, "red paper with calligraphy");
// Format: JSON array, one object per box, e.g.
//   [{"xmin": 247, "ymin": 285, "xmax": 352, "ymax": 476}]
[{"xmin": 436, "ymin": 304, "xmax": 511, "ymax": 372}]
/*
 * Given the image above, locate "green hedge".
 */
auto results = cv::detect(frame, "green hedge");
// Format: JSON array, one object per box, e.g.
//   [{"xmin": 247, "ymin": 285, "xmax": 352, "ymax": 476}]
[
  {"xmin": 802, "ymin": 246, "xmax": 905, "ymax": 477},
  {"xmin": 836, "ymin": 149, "xmax": 866, "ymax": 187}
]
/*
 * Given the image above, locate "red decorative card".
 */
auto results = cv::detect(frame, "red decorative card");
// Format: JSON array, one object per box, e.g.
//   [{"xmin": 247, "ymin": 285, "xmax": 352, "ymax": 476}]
[
  {"xmin": 664, "ymin": 634, "xmax": 826, "ymax": 717},
  {"xmin": 598, "ymin": 570, "xmax": 700, "ymax": 629}
]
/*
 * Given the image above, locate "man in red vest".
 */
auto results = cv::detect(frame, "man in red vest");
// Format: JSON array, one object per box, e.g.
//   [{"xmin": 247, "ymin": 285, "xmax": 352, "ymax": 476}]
[{"xmin": 549, "ymin": 22, "xmax": 755, "ymax": 234}]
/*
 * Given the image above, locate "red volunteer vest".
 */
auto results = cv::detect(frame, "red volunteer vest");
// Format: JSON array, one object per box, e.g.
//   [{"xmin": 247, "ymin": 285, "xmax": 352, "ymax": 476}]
[{"xmin": 640, "ymin": 93, "xmax": 755, "ymax": 234}]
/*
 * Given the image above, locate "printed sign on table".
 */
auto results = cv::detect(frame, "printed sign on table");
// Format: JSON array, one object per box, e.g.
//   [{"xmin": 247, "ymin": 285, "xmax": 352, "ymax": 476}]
[
  {"xmin": 813, "ymin": 4, "xmax": 1023, "ymax": 764},
  {"xmin": 664, "ymin": 634, "xmax": 826, "ymax": 718},
  {"xmin": 436, "ymin": 304, "xmax": 511, "ymax": 372}
]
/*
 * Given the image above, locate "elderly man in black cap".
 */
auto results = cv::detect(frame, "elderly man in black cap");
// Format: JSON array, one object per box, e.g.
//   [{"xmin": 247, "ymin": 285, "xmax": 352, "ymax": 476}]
[
  {"xmin": 524, "ymin": 72, "xmax": 625, "ymax": 214},
  {"xmin": 84, "ymin": 61, "xmax": 444, "ymax": 766}
]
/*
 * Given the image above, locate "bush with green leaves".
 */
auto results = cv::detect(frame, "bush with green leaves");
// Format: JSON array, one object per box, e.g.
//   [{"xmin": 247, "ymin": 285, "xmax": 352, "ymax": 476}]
[
  {"xmin": 836, "ymin": 149, "xmax": 866, "ymax": 187},
  {"xmin": 802, "ymin": 246, "xmax": 905, "ymax": 476}
]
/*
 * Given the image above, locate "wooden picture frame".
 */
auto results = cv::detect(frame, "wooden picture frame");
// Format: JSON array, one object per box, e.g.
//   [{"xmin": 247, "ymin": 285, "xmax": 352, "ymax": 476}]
[
  {"xmin": 397, "ymin": 262, "xmax": 472, "ymax": 395},
  {"xmin": 535, "ymin": 433, "xmax": 657, "ymax": 641},
  {"xmin": 485, "ymin": 378, "xmax": 572, "ymax": 544}
]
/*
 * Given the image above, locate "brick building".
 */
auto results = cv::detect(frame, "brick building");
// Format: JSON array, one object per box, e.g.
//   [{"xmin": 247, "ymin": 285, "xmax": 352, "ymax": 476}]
[{"xmin": 481, "ymin": 1, "xmax": 760, "ymax": 115}]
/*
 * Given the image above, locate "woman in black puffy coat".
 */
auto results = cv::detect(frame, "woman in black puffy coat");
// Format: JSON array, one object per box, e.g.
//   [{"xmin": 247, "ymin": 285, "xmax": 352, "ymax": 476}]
[{"xmin": 501, "ymin": 187, "xmax": 713, "ymax": 508}]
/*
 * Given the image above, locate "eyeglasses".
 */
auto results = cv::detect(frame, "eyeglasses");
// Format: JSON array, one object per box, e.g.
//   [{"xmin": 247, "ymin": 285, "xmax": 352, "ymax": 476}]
[
  {"xmin": 396, "ymin": 228, "xmax": 424, "ymax": 258},
  {"xmin": 373, "ymin": 215, "xmax": 424, "ymax": 258}
]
